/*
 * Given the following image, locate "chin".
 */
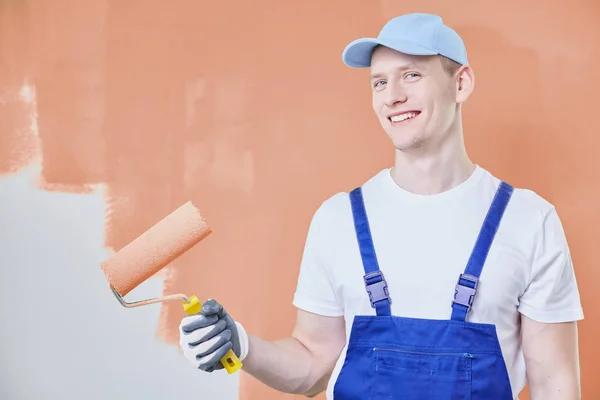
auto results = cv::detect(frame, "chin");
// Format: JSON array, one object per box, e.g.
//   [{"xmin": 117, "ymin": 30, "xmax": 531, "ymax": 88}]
[
  {"xmin": 389, "ymin": 131, "xmax": 425, "ymax": 151},
  {"xmin": 392, "ymin": 140, "xmax": 424, "ymax": 152}
]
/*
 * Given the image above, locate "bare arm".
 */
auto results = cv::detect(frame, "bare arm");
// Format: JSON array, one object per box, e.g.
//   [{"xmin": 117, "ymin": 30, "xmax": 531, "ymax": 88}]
[
  {"xmin": 521, "ymin": 315, "xmax": 581, "ymax": 400},
  {"xmin": 241, "ymin": 309, "xmax": 346, "ymax": 397}
]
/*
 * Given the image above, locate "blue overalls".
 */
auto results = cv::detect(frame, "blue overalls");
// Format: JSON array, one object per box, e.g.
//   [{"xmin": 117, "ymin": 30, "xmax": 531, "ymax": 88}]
[{"xmin": 333, "ymin": 182, "xmax": 515, "ymax": 399}]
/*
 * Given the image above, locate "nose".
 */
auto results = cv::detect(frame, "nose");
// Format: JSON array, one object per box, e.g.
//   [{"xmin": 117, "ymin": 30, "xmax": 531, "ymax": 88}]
[{"xmin": 384, "ymin": 80, "xmax": 408, "ymax": 108}]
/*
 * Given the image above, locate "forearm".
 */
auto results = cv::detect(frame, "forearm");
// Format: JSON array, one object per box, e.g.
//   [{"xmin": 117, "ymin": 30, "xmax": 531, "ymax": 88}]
[
  {"xmin": 529, "ymin": 369, "xmax": 581, "ymax": 400},
  {"xmin": 522, "ymin": 318, "xmax": 581, "ymax": 400},
  {"xmin": 241, "ymin": 334, "xmax": 323, "ymax": 396}
]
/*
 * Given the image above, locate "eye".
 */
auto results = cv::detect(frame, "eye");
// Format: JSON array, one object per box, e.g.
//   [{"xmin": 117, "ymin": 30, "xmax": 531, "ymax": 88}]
[
  {"xmin": 373, "ymin": 80, "xmax": 387, "ymax": 89},
  {"xmin": 404, "ymin": 72, "xmax": 421, "ymax": 81}
]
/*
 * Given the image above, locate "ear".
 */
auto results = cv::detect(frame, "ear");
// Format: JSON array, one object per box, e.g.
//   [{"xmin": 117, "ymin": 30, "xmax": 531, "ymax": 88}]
[{"xmin": 455, "ymin": 65, "xmax": 475, "ymax": 104}]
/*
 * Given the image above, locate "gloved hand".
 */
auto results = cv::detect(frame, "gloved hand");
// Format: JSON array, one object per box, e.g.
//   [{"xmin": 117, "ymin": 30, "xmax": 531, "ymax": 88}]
[{"xmin": 179, "ymin": 299, "xmax": 249, "ymax": 372}]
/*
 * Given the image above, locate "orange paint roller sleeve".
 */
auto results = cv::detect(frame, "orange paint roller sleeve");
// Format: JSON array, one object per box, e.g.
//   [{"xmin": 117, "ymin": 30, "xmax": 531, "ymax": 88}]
[{"xmin": 100, "ymin": 201, "xmax": 212, "ymax": 297}]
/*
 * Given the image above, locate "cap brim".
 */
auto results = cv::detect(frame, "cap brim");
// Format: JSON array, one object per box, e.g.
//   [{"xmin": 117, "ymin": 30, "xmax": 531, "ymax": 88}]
[{"xmin": 342, "ymin": 37, "xmax": 438, "ymax": 68}]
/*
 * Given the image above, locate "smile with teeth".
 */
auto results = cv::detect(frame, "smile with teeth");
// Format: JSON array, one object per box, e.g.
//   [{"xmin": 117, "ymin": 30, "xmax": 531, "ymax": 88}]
[{"xmin": 389, "ymin": 112, "xmax": 420, "ymax": 123}]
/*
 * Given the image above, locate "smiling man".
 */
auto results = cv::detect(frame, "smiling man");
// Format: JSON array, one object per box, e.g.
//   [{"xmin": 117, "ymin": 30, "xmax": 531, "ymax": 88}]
[{"xmin": 178, "ymin": 13, "xmax": 584, "ymax": 400}]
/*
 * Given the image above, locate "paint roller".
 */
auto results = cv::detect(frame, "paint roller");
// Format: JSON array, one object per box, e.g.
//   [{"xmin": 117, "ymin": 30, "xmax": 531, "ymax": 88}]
[{"xmin": 99, "ymin": 201, "xmax": 243, "ymax": 374}]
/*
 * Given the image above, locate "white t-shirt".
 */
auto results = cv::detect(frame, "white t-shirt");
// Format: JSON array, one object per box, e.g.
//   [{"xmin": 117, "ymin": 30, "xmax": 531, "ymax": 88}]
[{"xmin": 292, "ymin": 165, "xmax": 584, "ymax": 399}]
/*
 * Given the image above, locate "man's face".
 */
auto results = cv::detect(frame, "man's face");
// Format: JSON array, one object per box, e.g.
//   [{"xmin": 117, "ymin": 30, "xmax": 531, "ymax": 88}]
[{"xmin": 369, "ymin": 46, "xmax": 469, "ymax": 152}]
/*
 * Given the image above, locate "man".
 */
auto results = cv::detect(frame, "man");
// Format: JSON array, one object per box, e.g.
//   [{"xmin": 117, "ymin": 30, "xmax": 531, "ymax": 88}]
[{"xmin": 178, "ymin": 13, "xmax": 584, "ymax": 399}]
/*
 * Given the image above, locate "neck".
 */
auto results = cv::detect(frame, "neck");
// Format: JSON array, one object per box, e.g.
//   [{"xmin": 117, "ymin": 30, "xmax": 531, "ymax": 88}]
[{"xmin": 390, "ymin": 131, "xmax": 474, "ymax": 195}]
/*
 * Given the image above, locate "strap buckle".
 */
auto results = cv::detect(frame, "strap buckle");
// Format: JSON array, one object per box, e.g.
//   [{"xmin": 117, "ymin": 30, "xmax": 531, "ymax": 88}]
[
  {"xmin": 452, "ymin": 273, "xmax": 479, "ymax": 312},
  {"xmin": 363, "ymin": 271, "xmax": 391, "ymax": 308}
]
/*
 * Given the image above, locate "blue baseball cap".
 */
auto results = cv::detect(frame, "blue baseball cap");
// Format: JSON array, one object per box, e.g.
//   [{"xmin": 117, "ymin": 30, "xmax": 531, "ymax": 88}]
[{"xmin": 342, "ymin": 13, "xmax": 468, "ymax": 68}]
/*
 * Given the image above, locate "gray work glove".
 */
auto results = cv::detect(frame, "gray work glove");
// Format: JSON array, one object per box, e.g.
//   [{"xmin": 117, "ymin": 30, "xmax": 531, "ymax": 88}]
[{"xmin": 178, "ymin": 299, "xmax": 248, "ymax": 372}]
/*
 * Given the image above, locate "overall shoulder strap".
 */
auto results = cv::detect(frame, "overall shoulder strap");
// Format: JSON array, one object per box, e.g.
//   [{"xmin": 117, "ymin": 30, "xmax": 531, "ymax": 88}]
[
  {"xmin": 451, "ymin": 181, "xmax": 514, "ymax": 321},
  {"xmin": 349, "ymin": 187, "xmax": 391, "ymax": 317}
]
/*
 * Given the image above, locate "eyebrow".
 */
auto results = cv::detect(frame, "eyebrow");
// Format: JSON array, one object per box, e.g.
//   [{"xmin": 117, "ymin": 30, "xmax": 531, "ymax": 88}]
[{"xmin": 369, "ymin": 62, "xmax": 423, "ymax": 80}]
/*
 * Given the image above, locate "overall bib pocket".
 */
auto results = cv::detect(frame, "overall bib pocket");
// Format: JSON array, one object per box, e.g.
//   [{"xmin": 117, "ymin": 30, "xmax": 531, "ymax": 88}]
[{"xmin": 371, "ymin": 347, "xmax": 473, "ymax": 400}]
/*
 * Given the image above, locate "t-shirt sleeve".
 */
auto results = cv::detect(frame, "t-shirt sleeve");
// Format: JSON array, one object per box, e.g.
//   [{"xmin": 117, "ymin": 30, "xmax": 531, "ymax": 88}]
[
  {"xmin": 292, "ymin": 203, "xmax": 344, "ymax": 317},
  {"xmin": 517, "ymin": 206, "xmax": 584, "ymax": 323}
]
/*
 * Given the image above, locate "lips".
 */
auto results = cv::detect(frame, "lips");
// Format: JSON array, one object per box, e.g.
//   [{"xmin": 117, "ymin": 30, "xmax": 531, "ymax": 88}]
[{"xmin": 388, "ymin": 111, "xmax": 420, "ymax": 123}]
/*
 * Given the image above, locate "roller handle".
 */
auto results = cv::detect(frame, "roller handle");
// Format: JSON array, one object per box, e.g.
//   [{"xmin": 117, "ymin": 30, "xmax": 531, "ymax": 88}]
[{"xmin": 182, "ymin": 295, "xmax": 243, "ymax": 374}]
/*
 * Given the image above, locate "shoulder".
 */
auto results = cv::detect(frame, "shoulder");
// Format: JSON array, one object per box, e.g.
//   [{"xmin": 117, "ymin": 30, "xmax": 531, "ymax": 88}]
[
  {"xmin": 311, "ymin": 169, "xmax": 391, "ymax": 225},
  {"xmin": 510, "ymin": 186, "xmax": 555, "ymax": 217},
  {"xmin": 483, "ymin": 168, "xmax": 558, "ymax": 227},
  {"xmin": 481, "ymin": 168, "xmax": 567, "ymax": 251}
]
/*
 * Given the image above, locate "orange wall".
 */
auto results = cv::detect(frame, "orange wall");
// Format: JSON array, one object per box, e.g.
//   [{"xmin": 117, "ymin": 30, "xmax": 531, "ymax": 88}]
[{"xmin": 1, "ymin": 1, "xmax": 598, "ymax": 399}]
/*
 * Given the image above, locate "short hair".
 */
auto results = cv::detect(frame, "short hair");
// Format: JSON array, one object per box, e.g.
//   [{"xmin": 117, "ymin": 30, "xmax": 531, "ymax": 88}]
[{"xmin": 438, "ymin": 55, "xmax": 462, "ymax": 76}]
